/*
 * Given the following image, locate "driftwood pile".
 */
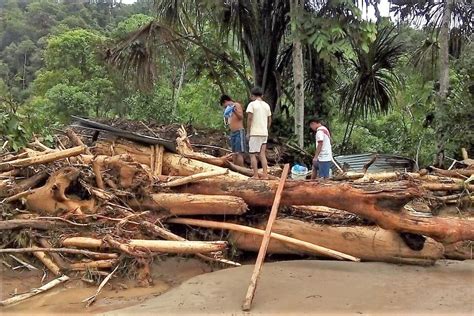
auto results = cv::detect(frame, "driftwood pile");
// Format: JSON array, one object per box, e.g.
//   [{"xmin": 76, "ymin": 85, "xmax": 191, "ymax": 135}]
[{"xmin": 1, "ymin": 121, "xmax": 473, "ymax": 307}]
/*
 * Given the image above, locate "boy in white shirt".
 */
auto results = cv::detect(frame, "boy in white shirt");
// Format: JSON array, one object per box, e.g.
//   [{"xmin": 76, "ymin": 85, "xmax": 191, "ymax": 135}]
[
  {"xmin": 309, "ymin": 117, "xmax": 332, "ymax": 179},
  {"xmin": 246, "ymin": 87, "xmax": 272, "ymax": 179}
]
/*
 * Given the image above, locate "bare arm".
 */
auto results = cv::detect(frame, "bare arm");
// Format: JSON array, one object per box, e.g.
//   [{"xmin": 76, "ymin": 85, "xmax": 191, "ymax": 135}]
[
  {"xmin": 314, "ymin": 142, "xmax": 323, "ymax": 160},
  {"xmin": 267, "ymin": 115, "xmax": 272, "ymax": 129},
  {"xmin": 234, "ymin": 103, "xmax": 243, "ymax": 120},
  {"xmin": 247, "ymin": 113, "xmax": 253, "ymax": 135}
]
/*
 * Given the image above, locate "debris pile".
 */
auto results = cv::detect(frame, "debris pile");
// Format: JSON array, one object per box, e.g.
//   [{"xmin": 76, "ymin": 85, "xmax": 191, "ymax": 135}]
[{"xmin": 1, "ymin": 118, "xmax": 472, "ymax": 307}]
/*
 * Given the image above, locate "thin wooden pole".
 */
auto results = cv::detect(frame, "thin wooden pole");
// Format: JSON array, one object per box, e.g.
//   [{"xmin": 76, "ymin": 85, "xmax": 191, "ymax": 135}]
[{"xmin": 242, "ymin": 164, "xmax": 290, "ymax": 311}]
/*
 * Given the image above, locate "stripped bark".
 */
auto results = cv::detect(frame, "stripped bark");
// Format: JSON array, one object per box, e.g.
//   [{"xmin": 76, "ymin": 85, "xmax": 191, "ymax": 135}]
[{"xmin": 131, "ymin": 193, "xmax": 248, "ymax": 216}]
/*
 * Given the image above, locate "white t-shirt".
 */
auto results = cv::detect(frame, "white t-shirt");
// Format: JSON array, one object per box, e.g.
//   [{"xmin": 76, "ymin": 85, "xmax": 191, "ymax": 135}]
[
  {"xmin": 246, "ymin": 100, "xmax": 271, "ymax": 136},
  {"xmin": 316, "ymin": 126, "xmax": 332, "ymax": 162}
]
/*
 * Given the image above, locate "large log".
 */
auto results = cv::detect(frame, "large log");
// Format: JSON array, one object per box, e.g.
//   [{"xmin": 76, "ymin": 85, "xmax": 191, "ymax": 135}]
[
  {"xmin": 229, "ymin": 219, "xmax": 444, "ymax": 265},
  {"xmin": 62, "ymin": 237, "xmax": 227, "ymax": 254},
  {"xmin": 130, "ymin": 193, "xmax": 248, "ymax": 216},
  {"xmin": 94, "ymin": 140, "xmax": 248, "ymax": 180},
  {"xmin": 176, "ymin": 179, "xmax": 474, "ymax": 243},
  {"xmin": 167, "ymin": 218, "xmax": 358, "ymax": 261}
]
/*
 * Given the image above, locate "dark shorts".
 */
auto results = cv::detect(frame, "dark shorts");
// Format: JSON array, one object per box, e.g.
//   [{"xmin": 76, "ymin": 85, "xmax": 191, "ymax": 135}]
[
  {"xmin": 313, "ymin": 160, "xmax": 331, "ymax": 178},
  {"xmin": 230, "ymin": 129, "xmax": 246, "ymax": 153}
]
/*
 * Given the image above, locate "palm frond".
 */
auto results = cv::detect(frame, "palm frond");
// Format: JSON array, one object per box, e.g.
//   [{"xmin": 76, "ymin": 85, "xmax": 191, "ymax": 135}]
[
  {"xmin": 105, "ymin": 21, "xmax": 184, "ymax": 91},
  {"xmin": 340, "ymin": 26, "xmax": 405, "ymax": 118}
]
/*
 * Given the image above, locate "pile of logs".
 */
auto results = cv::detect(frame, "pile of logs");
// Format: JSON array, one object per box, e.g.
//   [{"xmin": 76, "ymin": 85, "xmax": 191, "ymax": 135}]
[{"xmin": 0, "ymin": 122, "xmax": 473, "ymax": 306}]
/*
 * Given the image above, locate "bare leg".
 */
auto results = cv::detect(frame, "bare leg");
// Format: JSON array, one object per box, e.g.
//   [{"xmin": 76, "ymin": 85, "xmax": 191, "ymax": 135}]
[
  {"xmin": 259, "ymin": 144, "xmax": 268, "ymax": 179},
  {"xmin": 250, "ymin": 153, "xmax": 259, "ymax": 179},
  {"xmin": 232, "ymin": 153, "xmax": 238, "ymax": 165},
  {"xmin": 236, "ymin": 154, "xmax": 244, "ymax": 167},
  {"xmin": 311, "ymin": 168, "xmax": 317, "ymax": 180}
]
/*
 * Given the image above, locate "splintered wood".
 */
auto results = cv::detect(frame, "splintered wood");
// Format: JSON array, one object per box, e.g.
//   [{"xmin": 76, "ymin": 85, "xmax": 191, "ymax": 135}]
[{"xmin": 0, "ymin": 120, "xmax": 472, "ymax": 309}]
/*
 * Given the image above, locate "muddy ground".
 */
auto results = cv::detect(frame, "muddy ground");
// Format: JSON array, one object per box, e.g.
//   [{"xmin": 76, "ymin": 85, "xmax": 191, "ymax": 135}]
[
  {"xmin": 2, "ymin": 259, "xmax": 473, "ymax": 315},
  {"xmin": 1, "ymin": 256, "xmax": 215, "ymax": 315}
]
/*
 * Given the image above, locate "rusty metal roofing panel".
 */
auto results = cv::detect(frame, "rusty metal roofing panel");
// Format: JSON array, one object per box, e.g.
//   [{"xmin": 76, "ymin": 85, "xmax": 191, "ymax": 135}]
[{"xmin": 333, "ymin": 153, "xmax": 416, "ymax": 173}]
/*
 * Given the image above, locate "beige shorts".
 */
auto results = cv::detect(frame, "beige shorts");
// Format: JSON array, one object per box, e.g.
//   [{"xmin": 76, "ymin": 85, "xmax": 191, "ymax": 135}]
[{"xmin": 248, "ymin": 136, "xmax": 267, "ymax": 153}]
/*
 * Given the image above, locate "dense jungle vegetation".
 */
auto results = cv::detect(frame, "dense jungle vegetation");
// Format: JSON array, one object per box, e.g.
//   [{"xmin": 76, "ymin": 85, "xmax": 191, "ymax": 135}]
[{"xmin": 0, "ymin": 0, "xmax": 472, "ymax": 167}]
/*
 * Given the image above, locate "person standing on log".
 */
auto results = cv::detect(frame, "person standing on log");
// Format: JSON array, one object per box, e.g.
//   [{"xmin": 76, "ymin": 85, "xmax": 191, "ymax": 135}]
[
  {"xmin": 246, "ymin": 87, "xmax": 272, "ymax": 179},
  {"xmin": 220, "ymin": 94, "xmax": 246, "ymax": 166},
  {"xmin": 309, "ymin": 118, "xmax": 332, "ymax": 179}
]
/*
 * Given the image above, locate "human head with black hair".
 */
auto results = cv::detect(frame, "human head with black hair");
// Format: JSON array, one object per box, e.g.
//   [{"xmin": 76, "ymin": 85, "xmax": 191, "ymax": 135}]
[
  {"xmin": 250, "ymin": 86, "xmax": 263, "ymax": 100},
  {"xmin": 309, "ymin": 117, "xmax": 323, "ymax": 132},
  {"xmin": 220, "ymin": 94, "xmax": 233, "ymax": 107}
]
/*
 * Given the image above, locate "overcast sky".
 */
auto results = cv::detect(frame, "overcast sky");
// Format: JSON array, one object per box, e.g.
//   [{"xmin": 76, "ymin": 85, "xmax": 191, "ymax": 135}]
[{"xmin": 120, "ymin": 0, "xmax": 393, "ymax": 21}]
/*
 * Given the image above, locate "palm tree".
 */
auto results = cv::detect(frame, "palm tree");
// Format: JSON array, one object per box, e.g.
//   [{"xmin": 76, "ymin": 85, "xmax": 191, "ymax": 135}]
[
  {"xmin": 339, "ymin": 26, "xmax": 405, "ymax": 152},
  {"xmin": 390, "ymin": 0, "xmax": 472, "ymax": 166},
  {"xmin": 107, "ymin": 0, "xmax": 405, "ymax": 150}
]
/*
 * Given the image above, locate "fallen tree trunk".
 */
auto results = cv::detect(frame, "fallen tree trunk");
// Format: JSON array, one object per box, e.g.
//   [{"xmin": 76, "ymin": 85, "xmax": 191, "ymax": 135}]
[
  {"xmin": 167, "ymin": 218, "xmax": 359, "ymax": 261},
  {"xmin": 62, "ymin": 237, "xmax": 228, "ymax": 254},
  {"xmin": 130, "ymin": 193, "xmax": 248, "ymax": 216},
  {"xmin": 421, "ymin": 182, "xmax": 474, "ymax": 192},
  {"xmin": 0, "ymin": 146, "xmax": 86, "ymax": 172},
  {"xmin": 69, "ymin": 259, "xmax": 117, "ymax": 271},
  {"xmin": 0, "ymin": 219, "xmax": 67, "ymax": 230},
  {"xmin": 140, "ymin": 221, "xmax": 240, "ymax": 266},
  {"xmin": 428, "ymin": 167, "xmax": 474, "ymax": 178},
  {"xmin": 444, "ymin": 241, "xmax": 473, "ymax": 260},
  {"xmin": 94, "ymin": 140, "xmax": 248, "ymax": 180},
  {"xmin": 176, "ymin": 179, "xmax": 474, "ymax": 243},
  {"xmin": 229, "ymin": 218, "xmax": 444, "ymax": 265}
]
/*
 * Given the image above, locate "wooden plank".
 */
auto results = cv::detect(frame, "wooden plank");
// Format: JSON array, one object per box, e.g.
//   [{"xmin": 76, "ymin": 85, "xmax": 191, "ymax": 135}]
[{"xmin": 242, "ymin": 164, "xmax": 290, "ymax": 311}]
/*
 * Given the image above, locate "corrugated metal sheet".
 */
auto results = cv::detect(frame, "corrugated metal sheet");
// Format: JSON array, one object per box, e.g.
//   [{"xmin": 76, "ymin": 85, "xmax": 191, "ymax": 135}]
[{"xmin": 333, "ymin": 153, "xmax": 416, "ymax": 173}]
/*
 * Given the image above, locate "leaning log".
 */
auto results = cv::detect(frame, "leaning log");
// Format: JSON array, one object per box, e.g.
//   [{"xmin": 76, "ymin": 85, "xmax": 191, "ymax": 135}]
[
  {"xmin": 131, "ymin": 193, "xmax": 248, "ymax": 216},
  {"xmin": 176, "ymin": 179, "xmax": 474, "ymax": 243},
  {"xmin": 0, "ymin": 145, "xmax": 86, "ymax": 172},
  {"xmin": 229, "ymin": 218, "xmax": 444, "ymax": 265},
  {"xmin": 167, "ymin": 218, "xmax": 359, "ymax": 261},
  {"xmin": 62, "ymin": 237, "xmax": 227, "ymax": 254}
]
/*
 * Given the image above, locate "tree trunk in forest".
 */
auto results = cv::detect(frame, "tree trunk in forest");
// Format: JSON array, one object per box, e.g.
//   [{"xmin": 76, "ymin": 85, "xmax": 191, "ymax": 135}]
[
  {"xmin": 291, "ymin": 0, "xmax": 305, "ymax": 148},
  {"xmin": 434, "ymin": 0, "xmax": 454, "ymax": 167},
  {"xmin": 176, "ymin": 178, "xmax": 474, "ymax": 243},
  {"xmin": 229, "ymin": 218, "xmax": 444, "ymax": 265}
]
